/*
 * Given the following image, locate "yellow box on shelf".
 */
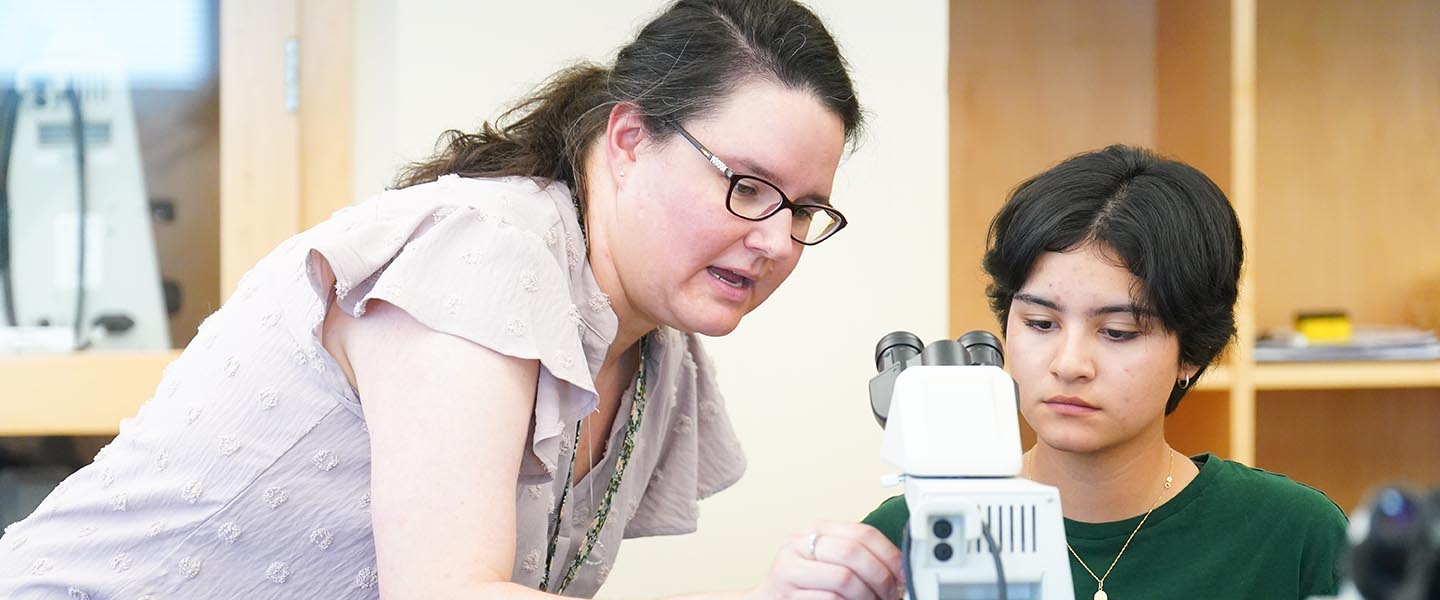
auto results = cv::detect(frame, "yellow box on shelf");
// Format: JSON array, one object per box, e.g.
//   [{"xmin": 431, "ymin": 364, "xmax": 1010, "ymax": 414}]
[{"xmin": 1296, "ymin": 311, "xmax": 1352, "ymax": 344}]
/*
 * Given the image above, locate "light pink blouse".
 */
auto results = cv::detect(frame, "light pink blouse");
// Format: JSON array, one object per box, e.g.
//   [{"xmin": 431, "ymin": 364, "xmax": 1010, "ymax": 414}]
[{"xmin": 0, "ymin": 175, "xmax": 746, "ymax": 599}]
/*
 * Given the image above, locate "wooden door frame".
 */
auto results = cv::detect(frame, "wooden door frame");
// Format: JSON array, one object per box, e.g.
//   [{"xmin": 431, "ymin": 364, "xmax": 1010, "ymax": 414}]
[{"xmin": 220, "ymin": 0, "xmax": 353, "ymax": 298}]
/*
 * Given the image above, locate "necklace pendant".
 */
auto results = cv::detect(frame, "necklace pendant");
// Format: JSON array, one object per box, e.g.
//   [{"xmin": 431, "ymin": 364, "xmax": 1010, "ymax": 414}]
[{"xmin": 1094, "ymin": 590, "xmax": 1108, "ymax": 600}]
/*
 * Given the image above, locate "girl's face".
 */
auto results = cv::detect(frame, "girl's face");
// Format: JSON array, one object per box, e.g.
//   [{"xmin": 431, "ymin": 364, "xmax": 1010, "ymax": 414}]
[
  {"xmin": 608, "ymin": 80, "xmax": 845, "ymax": 337},
  {"xmin": 1005, "ymin": 243, "xmax": 1196, "ymax": 455}
]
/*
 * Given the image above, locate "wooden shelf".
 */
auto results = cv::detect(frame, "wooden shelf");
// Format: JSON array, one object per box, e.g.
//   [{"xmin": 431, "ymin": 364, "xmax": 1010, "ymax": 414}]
[
  {"xmin": 1194, "ymin": 364, "xmax": 1232, "ymax": 391},
  {"xmin": 0, "ymin": 3, "xmax": 350, "ymax": 438},
  {"xmin": 0, "ymin": 352, "xmax": 178, "ymax": 436},
  {"xmin": 1253, "ymin": 361, "xmax": 1440, "ymax": 391}
]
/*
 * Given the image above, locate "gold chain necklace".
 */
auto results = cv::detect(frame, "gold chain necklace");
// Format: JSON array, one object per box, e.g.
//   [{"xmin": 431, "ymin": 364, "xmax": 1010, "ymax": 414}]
[{"xmin": 1065, "ymin": 449, "xmax": 1175, "ymax": 600}]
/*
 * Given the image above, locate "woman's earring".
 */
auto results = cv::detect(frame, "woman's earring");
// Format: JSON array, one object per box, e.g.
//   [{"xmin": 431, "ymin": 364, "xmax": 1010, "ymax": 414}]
[{"xmin": 1178, "ymin": 374, "xmax": 1192, "ymax": 389}]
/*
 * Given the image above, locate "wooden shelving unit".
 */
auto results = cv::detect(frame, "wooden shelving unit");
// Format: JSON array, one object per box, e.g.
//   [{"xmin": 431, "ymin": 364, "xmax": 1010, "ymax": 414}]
[
  {"xmin": 949, "ymin": 0, "xmax": 1440, "ymax": 511},
  {"xmin": 0, "ymin": 352, "xmax": 180, "ymax": 436},
  {"xmin": 1253, "ymin": 362, "xmax": 1440, "ymax": 391},
  {"xmin": 1194, "ymin": 364, "xmax": 1232, "ymax": 391},
  {"xmin": 0, "ymin": 1, "xmax": 353, "ymax": 438}
]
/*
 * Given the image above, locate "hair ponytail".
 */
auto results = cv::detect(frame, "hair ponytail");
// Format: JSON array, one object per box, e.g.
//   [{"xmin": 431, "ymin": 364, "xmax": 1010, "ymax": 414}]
[
  {"xmin": 393, "ymin": 63, "xmax": 614, "ymax": 197},
  {"xmin": 394, "ymin": 0, "xmax": 863, "ymax": 204}
]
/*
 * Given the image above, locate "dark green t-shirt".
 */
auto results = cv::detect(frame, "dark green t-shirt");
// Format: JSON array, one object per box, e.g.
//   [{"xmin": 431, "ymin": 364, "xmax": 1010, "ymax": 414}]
[{"xmin": 862, "ymin": 454, "xmax": 1349, "ymax": 600}]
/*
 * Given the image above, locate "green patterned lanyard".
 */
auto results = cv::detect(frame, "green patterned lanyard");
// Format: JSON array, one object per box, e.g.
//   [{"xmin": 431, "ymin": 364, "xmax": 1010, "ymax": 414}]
[
  {"xmin": 540, "ymin": 335, "xmax": 648, "ymax": 594},
  {"xmin": 571, "ymin": 189, "xmax": 588, "ymax": 252}
]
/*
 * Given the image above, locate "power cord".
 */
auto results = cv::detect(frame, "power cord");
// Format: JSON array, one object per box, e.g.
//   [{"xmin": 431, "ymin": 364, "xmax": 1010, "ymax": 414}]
[
  {"xmin": 980, "ymin": 517, "xmax": 1008, "ymax": 600},
  {"xmin": 63, "ymin": 83, "xmax": 89, "ymax": 350},
  {"xmin": 902, "ymin": 519, "xmax": 917, "ymax": 600},
  {"xmin": 0, "ymin": 86, "xmax": 19, "ymax": 327}
]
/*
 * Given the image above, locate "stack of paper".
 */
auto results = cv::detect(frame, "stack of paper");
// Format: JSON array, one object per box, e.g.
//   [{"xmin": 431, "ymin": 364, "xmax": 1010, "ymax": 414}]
[{"xmin": 1256, "ymin": 326, "xmax": 1440, "ymax": 362}]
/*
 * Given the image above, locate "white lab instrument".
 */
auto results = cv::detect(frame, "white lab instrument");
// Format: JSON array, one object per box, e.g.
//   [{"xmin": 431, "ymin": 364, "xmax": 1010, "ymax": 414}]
[
  {"xmin": 0, "ymin": 60, "xmax": 169, "ymax": 352},
  {"xmin": 870, "ymin": 331, "xmax": 1075, "ymax": 600}
]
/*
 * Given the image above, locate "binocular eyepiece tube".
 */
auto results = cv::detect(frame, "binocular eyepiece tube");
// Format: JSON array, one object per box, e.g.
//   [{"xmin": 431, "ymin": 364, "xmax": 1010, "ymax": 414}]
[{"xmin": 874, "ymin": 330, "xmax": 1005, "ymax": 373}]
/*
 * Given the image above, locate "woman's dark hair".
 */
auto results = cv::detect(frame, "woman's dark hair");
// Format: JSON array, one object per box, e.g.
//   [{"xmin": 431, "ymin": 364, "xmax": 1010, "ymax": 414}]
[
  {"xmin": 393, "ymin": 0, "xmax": 863, "ymax": 200},
  {"xmin": 982, "ymin": 145, "xmax": 1243, "ymax": 415}
]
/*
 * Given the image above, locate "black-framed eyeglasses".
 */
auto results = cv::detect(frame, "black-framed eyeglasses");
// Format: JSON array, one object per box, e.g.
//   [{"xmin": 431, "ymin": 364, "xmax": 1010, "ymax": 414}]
[{"xmin": 672, "ymin": 124, "xmax": 847, "ymax": 245}]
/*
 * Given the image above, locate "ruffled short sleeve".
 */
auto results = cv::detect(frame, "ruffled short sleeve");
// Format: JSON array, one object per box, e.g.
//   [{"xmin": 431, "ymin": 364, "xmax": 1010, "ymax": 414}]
[
  {"xmin": 621, "ymin": 329, "xmax": 747, "ymax": 538},
  {"xmin": 301, "ymin": 175, "xmax": 615, "ymax": 477}
]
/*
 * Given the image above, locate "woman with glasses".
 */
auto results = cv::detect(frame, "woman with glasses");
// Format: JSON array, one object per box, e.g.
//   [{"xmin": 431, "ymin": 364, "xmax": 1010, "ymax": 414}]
[{"xmin": 0, "ymin": 1, "xmax": 903, "ymax": 598}]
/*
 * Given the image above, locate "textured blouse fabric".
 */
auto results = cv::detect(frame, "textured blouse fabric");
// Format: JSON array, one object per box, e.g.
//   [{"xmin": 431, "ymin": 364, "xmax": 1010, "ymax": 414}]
[{"xmin": 0, "ymin": 175, "xmax": 747, "ymax": 599}]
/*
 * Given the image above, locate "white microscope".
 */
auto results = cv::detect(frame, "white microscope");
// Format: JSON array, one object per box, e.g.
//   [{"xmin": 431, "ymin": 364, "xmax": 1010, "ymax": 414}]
[
  {"xmin": 869, "ymin": 331, "xmax": 1075, "ymax": 600},
  {"xmin": 0, "ymin": 60, "xmax": 169, "ymax": 353}
]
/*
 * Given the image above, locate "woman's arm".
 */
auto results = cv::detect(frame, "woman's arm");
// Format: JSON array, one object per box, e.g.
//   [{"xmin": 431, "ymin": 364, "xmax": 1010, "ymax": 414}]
[
  {"xmin": 335, "ymin": 301, "xmax": 900, "ymax": 600},
  {"xmin": 337, "ymin": 299, "xmax": 556, "ymax": 599}
]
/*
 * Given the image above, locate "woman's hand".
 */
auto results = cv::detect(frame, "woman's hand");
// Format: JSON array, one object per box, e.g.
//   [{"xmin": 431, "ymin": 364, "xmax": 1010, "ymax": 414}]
[{"xmin": 750, "ymin": 521, "xmax": 905, "ymax": 600}]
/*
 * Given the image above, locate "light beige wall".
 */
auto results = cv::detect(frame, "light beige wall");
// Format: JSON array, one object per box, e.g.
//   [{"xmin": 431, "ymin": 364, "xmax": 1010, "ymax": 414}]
[{"xmin": 352, "ymin": 1, "xmax": 949, "ymax": 595}]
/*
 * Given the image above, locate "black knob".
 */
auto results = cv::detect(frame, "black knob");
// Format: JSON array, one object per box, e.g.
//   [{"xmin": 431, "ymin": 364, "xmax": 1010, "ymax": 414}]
[
  {"xmin": 932, "ymin": 519, "xmax": 953, "ymax": 539},
  {"xmin": 933, "ymin": 542, "xmax": 954, "ymax": 562}
]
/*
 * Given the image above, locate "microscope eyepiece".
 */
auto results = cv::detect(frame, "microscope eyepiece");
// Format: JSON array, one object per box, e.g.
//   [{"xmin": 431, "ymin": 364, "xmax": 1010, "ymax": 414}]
[
  {"xmin": 959, "ymin": 330, "xmax": 1005, "ymax": 368},
  {"xmin": 875, "ymin": 331, "xmax": 924, "ymax": 373}
]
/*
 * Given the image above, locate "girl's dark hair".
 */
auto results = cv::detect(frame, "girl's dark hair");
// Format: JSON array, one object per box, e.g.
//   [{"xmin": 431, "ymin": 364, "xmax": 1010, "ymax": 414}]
[
  {"xmin": 983, "ymin": 145, "xmax": 1244, "ymax": 415},
  {"xmin": 393, "ymin": 0, "xmax": 863, "ymax": 200}
]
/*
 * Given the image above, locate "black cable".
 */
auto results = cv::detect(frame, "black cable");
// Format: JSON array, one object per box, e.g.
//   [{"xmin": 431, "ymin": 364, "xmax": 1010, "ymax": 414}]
[
  {"xmin": 980, "ymin": 518, "xmax": 1009, "ymax": 600},
  {"xmin": 901, "ymin": 518, "xmax": 918, "ymax": 600},
  {"xmin": 63, "ymin": 83, "xmax": 88, "ymax": 350},
  {"xmin": 0, "ymin": 86, "xmax": 20, "ymax": 327}
]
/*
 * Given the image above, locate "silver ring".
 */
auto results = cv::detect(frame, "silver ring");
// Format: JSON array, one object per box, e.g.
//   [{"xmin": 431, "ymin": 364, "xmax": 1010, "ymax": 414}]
[{"xmin": 805, "ymin": 532, "xmax": 820, "ymax": 560}]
